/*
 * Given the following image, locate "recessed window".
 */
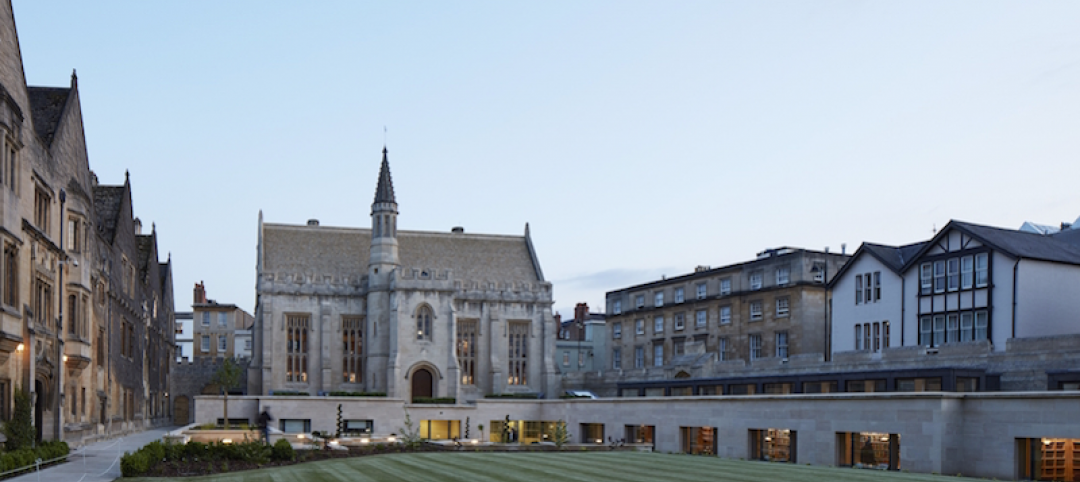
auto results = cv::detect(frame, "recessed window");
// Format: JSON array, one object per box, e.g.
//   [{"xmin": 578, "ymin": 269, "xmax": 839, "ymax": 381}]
[
  {"xmin": 873, "ymin": 272, "xmax": 881, "ymax": 301},
  {"xmin": 653, "ymin": 344, "xmax": 663, "ymax": 367},
  {"xmin": 635, "ymin": 295, "xmax": 645, "ymax": 309},
  {"xmin": 961, "ymin": 256, "xmax": 973, "ymax": 289},
  {"xmin": 634, "ymin": 346, "xmax": 644, "ymax": 368},
  {"xmin": 613, "ymin": 322, "xmax": 622, "ymax": 339},
  {"xmin": 775, "ymin": 332, "xmax": 788, "ymax": 358},
  {"xmin": 613, "ymin": 300, "xmax": 622, "ymax": 314},
  {"xmin": 695, "ymin": 310, "xmax": 707, "ymax": 328},
  {"xmin": 750, "ymin": 272, "xmax": 763, "ymax": 291},
  {"xmin": 749, "ymin": 301, "xmax": 763, "ymax": 321},
  {"xmin": 920, "ymin": 263, "xmax": 932, "ymax": 295},
  {"xmin": 612, "ymin": 348, "xmax": 621, "ymax": 369},
  {"xmin": 218, "ymin": 336, "xmax": 227, "ymax": 352},
  {"xmin": 776, "ymin": 298, "xmax": 789, "ymax": 317},
  {"xmin": 416, "ymin": 306, "xmax": 433, "ymax": 341},
  {"xmin": 654, "ymin": 316, "xmax": 664, "ymax": 333},
  {"xmin": 654, "ymin": 292, "xmax": 664, "ymax": 307},
  {"xmin": 718, "ymin": 337, "xmax": 728, "ymax": 361},
  {"xmin": 855, "ymin": 275, "xmax": 863, "ymax": 304},
  {"xmin": 720, "ymin": 279, "xmax": 731, "ymax": 296},
  {"xmin": 749, "ymin": 334, "xmax": 762, "ymax": 360},
  {"xmin": 200, "ymin": 335, "xmax": 210, "ymax": 352},
  {"xmin": 218, "ymin": 312, "xmax": 228, "ymax": 327},
  {"xmin": 696, "ymin": 283, "xmax": 707, "ymax": 300},
  {"xmin": 947, "ymin": 258, "xmax": 959, "ymax": 292},
  {"xmin": 344, "ymin": 316, "xmax": 364, "ymax": 384},
  {"xmin": 975, "ymin": 253, "xmax": 989, "ymax": 287},
  {"xmin": 933, "ymin": 260, "xmax": 946, "ymax": 293},
  {"xmin": 674, "ymin": 313, "xmax": 685, "ymax": 331},
  {"xmin": 776, "ymin": 267, "xmax": 789, "ymax": 286},
  {"xmin": 719, "ymin": 306, "xmax": 731, "ymax": 325},
  {"xmin": 507, "ymin": 321, "xmax": 529, "ymax": 385},
  {"xmin": 34, "ymin": 188, "xmax": 49, "ymax": 233},
  {"xmin": 635, "ymin": 319, "xmax": 644, "ymax": 335},
  {"xmin": 675, "ymin": 288, "xmax": 684, "ymax": 303}
]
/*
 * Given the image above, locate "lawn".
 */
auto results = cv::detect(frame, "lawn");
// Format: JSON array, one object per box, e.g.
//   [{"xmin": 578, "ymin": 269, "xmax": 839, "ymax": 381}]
[
  {"xmin": 124, "ymin": 451, "xmax": 984, "ymax": 482},
  {"xmin": 124, "ymin": 451, "xmax": 980, "ymax": 481}
]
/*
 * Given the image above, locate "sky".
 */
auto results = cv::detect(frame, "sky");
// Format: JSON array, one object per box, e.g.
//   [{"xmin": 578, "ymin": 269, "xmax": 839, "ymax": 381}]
[{"xmin": 11, "ymin": 1, "xmax": 1080, "ymax": 318}]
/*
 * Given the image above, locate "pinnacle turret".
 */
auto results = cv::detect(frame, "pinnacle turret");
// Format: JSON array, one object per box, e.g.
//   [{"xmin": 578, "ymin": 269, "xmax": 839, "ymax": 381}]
[{"xmin": 373, "ymin": 147, "xmax": 396, "ymax": 204}]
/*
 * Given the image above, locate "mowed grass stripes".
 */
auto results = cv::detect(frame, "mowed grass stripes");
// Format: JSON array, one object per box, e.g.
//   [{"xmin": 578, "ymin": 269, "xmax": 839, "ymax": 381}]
[{"xmin": 124, "ymin": 452, "xmax": 982, "ymax": 482}]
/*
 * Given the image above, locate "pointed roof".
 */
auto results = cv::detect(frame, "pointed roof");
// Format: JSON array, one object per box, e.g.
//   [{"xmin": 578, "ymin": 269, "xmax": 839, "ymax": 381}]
[
  {"xmin": 26, "ymin": 86, "xmax": 71, "ymax": 147},
  {"xmin": 93, "ymin": 184, "xmax": 125, "ymax": 242},
  {"xmin": 373, "ymin": 147, "xmax": 396, "ymax": 204}
]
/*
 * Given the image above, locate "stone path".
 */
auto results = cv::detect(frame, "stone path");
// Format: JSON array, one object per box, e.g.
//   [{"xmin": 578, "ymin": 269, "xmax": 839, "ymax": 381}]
[{"xmin": 8, "ymin": 427, "xmax": 177, "ymax": 482}]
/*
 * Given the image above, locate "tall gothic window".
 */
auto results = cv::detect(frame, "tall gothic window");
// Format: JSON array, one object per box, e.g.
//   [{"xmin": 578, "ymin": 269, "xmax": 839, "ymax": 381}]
[
  {"xmin": 342, "ymin": 316, "xmax": 363, "ymax": 384},
  {"xmin": 508, "ymin": 321, "xmax": 529, "ymax": 386},
  {"xmin": 416, "ymin": 306, "xmax": 432, "ymax": 341},
  {"xmin": 286, "ymin": 314, "xmax": 310, "ymax": 383},
  {"xmin": 457, "ymin": 320, "xmax": 477, "ymax": 385},
  {"xmin": 34, "ymin": 277, "xmax": 52, "ymax": 329},
  {"xmin": 2, "ymin": 243, "xmax": 16, "ymax": 307},
  {"xmin": 67, "ymin": 294, "xmax": 78, "ymax": 335}
]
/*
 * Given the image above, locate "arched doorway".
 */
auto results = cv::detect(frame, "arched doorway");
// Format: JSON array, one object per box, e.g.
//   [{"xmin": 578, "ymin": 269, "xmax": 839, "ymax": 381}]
[
  {"xmin": 34, "ymin": 380, "xmax": 43, "ymax": 443},
  {"xmin": 411, "ymin": 368, "xmax": 433, "ymax": 402},
  {"xmin": 174, "ymin": 396, "xmax": 191, "ymax": 425}
]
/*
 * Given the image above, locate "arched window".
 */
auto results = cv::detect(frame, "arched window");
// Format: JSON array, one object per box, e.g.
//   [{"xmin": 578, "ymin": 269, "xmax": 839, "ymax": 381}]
[{"xmin": 416, "ymin": 306, "xmax": 433, "ymax": 341}]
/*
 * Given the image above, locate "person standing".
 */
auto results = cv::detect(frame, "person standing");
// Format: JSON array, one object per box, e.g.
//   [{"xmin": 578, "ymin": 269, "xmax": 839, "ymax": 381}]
[{"xmin": 258, "ymin": 407, "xmax": 273, "ymax": 444}]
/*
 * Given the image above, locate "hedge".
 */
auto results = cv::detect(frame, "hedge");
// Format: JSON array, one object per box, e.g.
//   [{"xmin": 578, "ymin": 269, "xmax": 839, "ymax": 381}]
[
  {"xmin": 121, "ymin": 438, "xmax": 274, "ymax": 477},
  {"xmin": 327, "ymin": 391, "xmax": 387, "ymax": 397},
  {"xmin": 0, "ymin": 441, "xmax": 69, "ymax": 473},
  {"xmin": 411, "ymin": 397, "xmax": 456, "ymax": 404},
  {"xmin": 484, "ymin": 393, "xmax": 541, "ymax": 399}
]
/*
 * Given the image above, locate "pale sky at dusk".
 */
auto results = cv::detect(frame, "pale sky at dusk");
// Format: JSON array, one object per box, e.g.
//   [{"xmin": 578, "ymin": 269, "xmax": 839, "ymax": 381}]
[{"xmin": 11, "ymin": 1, "xmax": 1080, "ymax": 318}]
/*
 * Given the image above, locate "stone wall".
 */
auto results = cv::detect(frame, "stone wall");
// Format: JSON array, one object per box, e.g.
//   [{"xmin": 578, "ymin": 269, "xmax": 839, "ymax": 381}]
[{"xmin": 172, "ymin": 357, "xmax": 250, "ymax": 424}]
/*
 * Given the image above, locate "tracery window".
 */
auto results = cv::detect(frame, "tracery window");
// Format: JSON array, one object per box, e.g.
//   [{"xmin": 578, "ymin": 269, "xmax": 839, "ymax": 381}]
[
  {"xmin": 457, "ymin": 320, "xmax": 477, "ymax": 385},
  {"xmin": 286, "ymin": 314, "xmax": 309, "ymax": 383},
  {"xmin": 342, "ymin": 316, "xmax": 363, "ymax": 383},
  {"xmin": 416, "ymin": 306, "xmax": 433, "ymax": 341},
  {"xmin": 508, "ymin": 321, "xmax": 529, "ymax": 385}
]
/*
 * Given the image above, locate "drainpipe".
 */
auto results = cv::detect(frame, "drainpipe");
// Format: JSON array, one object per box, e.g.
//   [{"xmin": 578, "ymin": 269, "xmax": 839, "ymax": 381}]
[
  {"xmin": 900, "ymin": 276, "xmax": 905, "ymax": 346},
  {"xmin": 1012, "ymin": 258, "xmax": 1020, "ymax": 339},
  {"xmin": 57, "ymin": 189, "xmax": 66, "ymax": 441}
]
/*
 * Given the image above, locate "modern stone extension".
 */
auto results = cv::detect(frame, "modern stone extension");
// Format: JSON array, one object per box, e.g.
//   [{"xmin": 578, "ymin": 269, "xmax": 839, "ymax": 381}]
[{"xmin": 193, "ymin": 391, "xmax": 1080, "ymax": 480}]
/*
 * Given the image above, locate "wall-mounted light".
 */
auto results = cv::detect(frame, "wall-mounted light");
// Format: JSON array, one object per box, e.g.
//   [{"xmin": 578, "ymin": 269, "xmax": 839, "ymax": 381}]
[{"xmin": 16, "ymin": 343, "xmax": 23, "ymax": 352}]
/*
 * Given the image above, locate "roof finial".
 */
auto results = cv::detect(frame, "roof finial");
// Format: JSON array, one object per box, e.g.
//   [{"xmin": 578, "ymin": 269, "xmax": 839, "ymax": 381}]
[
  {"xmin": 373, "ymin": 146, "xmax": 395, "ymax": 204},
  {"xmin": 125, "ymin": 170, "xmax": 130, "ymax": 183}
]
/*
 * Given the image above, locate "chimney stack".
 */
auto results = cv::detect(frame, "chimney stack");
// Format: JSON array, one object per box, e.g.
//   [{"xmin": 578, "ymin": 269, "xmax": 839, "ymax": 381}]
[
  {"xmin": 134, "ymin": 217, "xmax": 143, "ymax": 235},
  {"xmin": 574, "ymin": 302, "xmax": 589, "ymax": 322},
  {"xmin": 194, "ymin": 281, "xmax": 207, "ymax": 304}
]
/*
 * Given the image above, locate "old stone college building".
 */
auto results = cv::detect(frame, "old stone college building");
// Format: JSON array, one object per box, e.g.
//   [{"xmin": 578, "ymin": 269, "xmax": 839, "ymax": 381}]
[{"xmin": 249, "ymin": 148, "xmax": 557, "ymax": 401}]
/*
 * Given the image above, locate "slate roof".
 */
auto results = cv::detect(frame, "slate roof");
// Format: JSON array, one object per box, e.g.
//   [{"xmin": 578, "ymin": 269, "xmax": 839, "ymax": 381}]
[
  {"xmin": 1051, "ymin": 228, "xmax": 1080, "ymax": 248},
  {"xmin": 93, "ymin": 185, "xmax": 125, "ymax": 242},
  {"xmin": 26, "ymin": 86, "xmax": 70, "ymax": 147},
  {"xmin": 949, "ymin": 220, "xmax": 1080, "ymax": 266},
  {"xmin": 862, "ymin": 241, "xmax": 929, "ymax": 272},
  {"xmin": 261, "ymin": 223, "xmax": 541, "ymax": 283},
  {"xmin": 136, "ymin": 234, "xmax": 154, "ymax": 278}
]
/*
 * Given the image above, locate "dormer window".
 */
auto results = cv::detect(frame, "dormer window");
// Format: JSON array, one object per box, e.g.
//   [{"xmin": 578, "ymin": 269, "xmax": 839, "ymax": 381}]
[{"xmin": 34, "ymin": 188, "xmax": 50, "ymax": 234}]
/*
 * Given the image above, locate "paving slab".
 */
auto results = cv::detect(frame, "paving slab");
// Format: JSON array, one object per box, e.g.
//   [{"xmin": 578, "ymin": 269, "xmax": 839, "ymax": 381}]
[{"xmin": 7, "ymin": 427, "xmax": 177, "ymax": 482}]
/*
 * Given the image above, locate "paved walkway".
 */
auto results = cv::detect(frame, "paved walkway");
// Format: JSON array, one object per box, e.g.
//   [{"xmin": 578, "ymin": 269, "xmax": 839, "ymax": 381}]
[{"xmin": 9, "ymin": 427, "xmax": 177, "ymax": 482}]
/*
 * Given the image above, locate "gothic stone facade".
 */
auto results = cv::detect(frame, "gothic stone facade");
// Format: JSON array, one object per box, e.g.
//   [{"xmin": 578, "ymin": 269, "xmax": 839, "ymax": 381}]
[{"xmin": 250, "ymin": 150, "xmax": 557, "ymax": 402}]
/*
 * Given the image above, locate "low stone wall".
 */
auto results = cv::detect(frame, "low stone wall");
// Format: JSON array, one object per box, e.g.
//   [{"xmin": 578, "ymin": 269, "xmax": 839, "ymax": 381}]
[{"xmin": 195, "ymin": 391, "xmax": 1080, "ymax": 480}]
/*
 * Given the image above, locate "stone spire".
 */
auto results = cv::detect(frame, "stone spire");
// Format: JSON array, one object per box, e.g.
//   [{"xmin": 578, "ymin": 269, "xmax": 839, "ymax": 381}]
[{"xmin": 373, "ymin": 147, "xmax": 395, "ymax": 204}]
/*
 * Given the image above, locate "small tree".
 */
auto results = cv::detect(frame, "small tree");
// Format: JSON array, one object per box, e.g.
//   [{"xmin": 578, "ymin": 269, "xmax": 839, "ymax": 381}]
[
  {"xmin": 336, "ymin": 404, "xmax": 344, "ymax": 438},
  {"xmin": 464, "ymin": 416, "xmax": 470, "ymax": 439},
  {"xmin": 398, "ymin": 406, "xmax": 422, "ymax": 449},
  {"xmin": 477, "ymin": 423, "xmax": 485, "ymax": 442},
  {"xmin": 502, "ymin": 415, "xmax": 511, "ymax": 443},
  {"xmin": 553, "ymin": 420, "xmax": 569, "ymax": 449},
  {"xmin": 210, "ymin": 358, "xmax": 242, "ymax": 427},
  {"xmin": 4, "ymin": 387, "xmax": 32, "ymax": 451}
]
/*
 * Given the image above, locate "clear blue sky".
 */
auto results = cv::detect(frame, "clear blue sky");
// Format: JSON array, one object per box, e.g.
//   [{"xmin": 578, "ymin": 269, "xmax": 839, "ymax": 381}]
[{"xmin": 12, "ymin": 1, "xmax": 1080, "ymax": 317}]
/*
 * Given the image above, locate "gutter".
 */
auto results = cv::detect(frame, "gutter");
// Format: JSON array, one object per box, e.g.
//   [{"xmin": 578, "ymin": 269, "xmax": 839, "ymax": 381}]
[{"xmin": 1012, "ymin": 258, "xmax": 1021, "ymax": 339}]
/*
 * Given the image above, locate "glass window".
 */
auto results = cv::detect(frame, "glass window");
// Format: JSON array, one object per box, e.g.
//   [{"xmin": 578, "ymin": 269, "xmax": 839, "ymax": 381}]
[
  {"xmin": 750, "ymin": 428, "xmax": 795, "ymax": 463},
  {"xmin": 872, "ymin": 323, "xmax": 880, "ymax": 352},
  {"xmin": 201, "ymin": 312, "xmax": 210, "ymax": 326},
  {"xmin": 873, "ymin": 272, "xmax": 881, "ymax": 301},
  {"xmin": 855, "ymin": 324, "xmax": 862, "ymax": 351},
  {"xmin": 837, "ymin": 432, "xmax": 899, "ymax": 471},
  {"xmin": 218, "ymin": 336, "xmax": 227, "ymax": 351},
  {"xmin": 920, "ymin": 263, "xmax": 932, "ymax": 295},
  {"xmin": 201, "ymin": 335, "xmax": 210, "ymax": 352},
  {"xmin": 635, "ymin": 295, "xmax": 645, "ymax": 309},
  {"xmin": 947, "ymin": 258, "xmax": 959, "ymax": 292},
  {"xmin": 613, "ymin": 300, "xmax": 622, "ymax": 314},
  {"xmin": 864, "ymin": 273, "xmax": 872, "ymax": 303},
  {"xmin": 697, "ymin": 284, "xmax": 707, "ymax": 300},
  {"xmin": 750, "ymin": 272, "xmax": 763, "ymax": 290},
  {"xmin": 720, "ymin": 279, "xmax": 731, "ymax": 296},
  {"xmin": 920, "ymin": 316, "xmax": 932, "ymax": 346},
  {"xmin": 960, "ymin": 312, "xmax": 973, "ymax": 341},
  {"xmin": 612, "ymin": 348, "xmax": 621, "ymax": 369},
  {"xmin": 882, "ymin": 321, "xmax": 890, "ymax": 348},
  {"xmin": 719, "ymin": 306, "xmax": 731, "ymax": 324},
  {"xmin": 750, "ymin": 301, "xmax": 763, "ymax": 321},
  {"xmin": 218, "ymin": 311, "xmax": 228, "ymax": 327},
  {"xmin": 695, "ymin": 310, "xmax": 707, "ymax": 327},
  {"xmin": 653, "ymin": 344, "xmax": 663, "ymax": 367},
  {"xmin": 947, "ymin": 314, "xmax": 959, "ymax": 343},
  {"xmin": 718, "ymin": 337, "xmax": 727, "ymax": 361},
  {"xmin": 776, "ymin": 267, "xmax": 790, "ymax": 286},
  {"xmin": 776, "ymin": 298, "xmax": 789, "ymax": 317},
  {"xmin": 613, "ymin": 322, "xmax": 622, "ymax": 339},
  {"xmin": 635, "ymin": 319, "xmax": 644, "ymax": 335},
  {"xmin": 933, "ymin": 315, "xmax": 945, "ymax": 347},
  {"xmin": 933, "ymin": 261, "xmax": 946, "ymax": 293},
  {"xmin": 749, "ymin": 334, "xmax": 762, "ymax": 360},
  {"xmin": 975, "ymin": 253, "xmax": 989, "ymax": 287},
  {"xmin": 634, "ymin": 346, "xmax": 644, "ymax": 368},
  {"xmin": 775, "ymin": 332, "xmax": 788, "ymax": 358},
  {"xmin": 856, "ymin": 275, "xmax": 863, "ymax": 304},
  {"xmin": 674, "ymin": 313, "xmax": 685, "ymax": 330},
  {"xmin": 654, "ymin": 316, "xmax": 664, "ymax": 333},
  {"xmin": 654, "ymin": 292, "xmax": 664, "ymax": 307},
  {"xmin": 961, "ymin": 256, "xmax": 973, "ymax": 289},
  {"xmin": 975, "ymin": 311, "xmax": 988, "ymax": 340},
  {"xmin": 675, "ymin": 288, "xmax": 684, "ymax": 303}
]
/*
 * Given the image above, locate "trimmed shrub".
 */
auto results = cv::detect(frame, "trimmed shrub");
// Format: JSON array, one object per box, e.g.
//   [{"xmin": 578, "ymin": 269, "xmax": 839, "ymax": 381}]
[
  {"xmin": 271, "ymin": 438, "xmax": 295, "ymax": 462},
  {"xmin": 184, "ymin": 441, "xmax": 208, "ymax": 459},
  {"xmin": 270, "ymin": 391, "xmax": 310, "ymax": 396},
  {"xmin": 411, "ymin": 397, "xmax": 456, "ymax": 404},
  {"xmin": 327, "ymin": 391, "xmax": 387, "ymax": 397},
  {"xmin": 484, "ymin": 393, "xmax": 540, "ymax": 399},
  {"xmin": 120, "ymin": 450, "xmax": 150, "ymax": 477},
  {"xmin": 4, "ymin": 388, "xmax": 33, "ymax": 451}
]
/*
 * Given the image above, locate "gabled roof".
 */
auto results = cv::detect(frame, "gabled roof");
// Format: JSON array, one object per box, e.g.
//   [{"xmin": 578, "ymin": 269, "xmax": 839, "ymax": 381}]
[
  {"xmin": 1051, "ymin": 228, "xmax": 1080, "ymax": 248},
  {"xmin": 136, "ymin": 234, "xmax": 155, "ymax": 279},
  {"xmin": 26, "ymin": 86, "xmax": 70, "ymax": 147},
  {"xmin": 93, "ymin": 185, "xmax": 125, "ymax": 242},
  {"xmin": 828, "ymin": 241, "xmax": 927, "ymax": 287},
  {"xmin": 905, "ymin": 220, "xmax": 1080, "ymax": 269}
]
